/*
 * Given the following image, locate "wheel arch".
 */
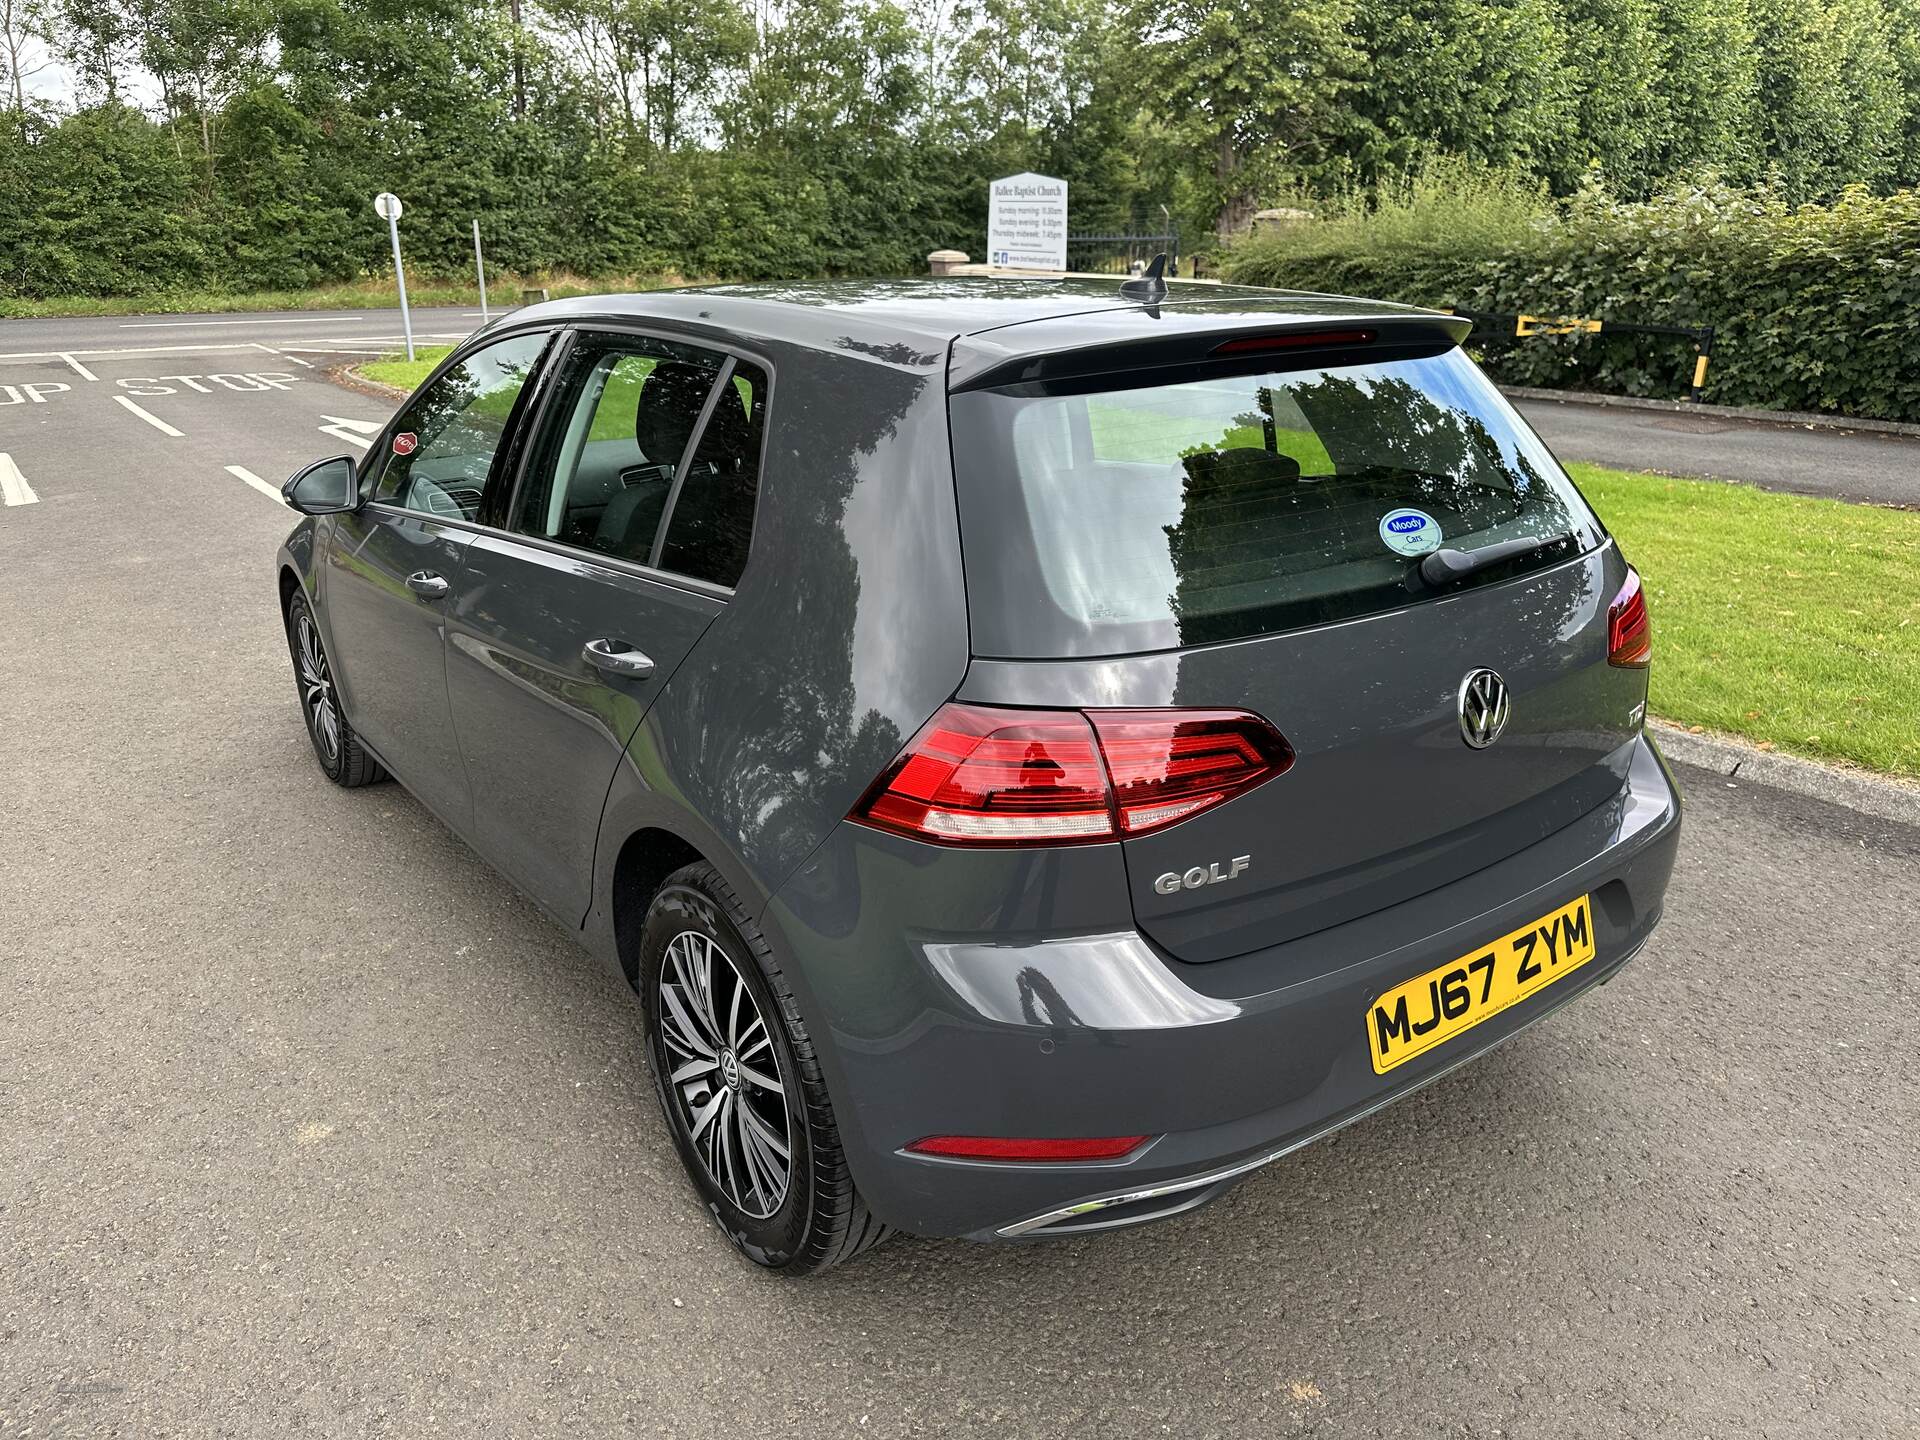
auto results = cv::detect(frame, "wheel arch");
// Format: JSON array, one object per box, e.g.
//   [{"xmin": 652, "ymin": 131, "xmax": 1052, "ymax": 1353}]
[
  {"xmin": 609, "ymin": 826, "xmax": 707, "ymax": 987},
  {"xmin": 277, "ymin": 563, "xmax": 302, "ymax": 618}
]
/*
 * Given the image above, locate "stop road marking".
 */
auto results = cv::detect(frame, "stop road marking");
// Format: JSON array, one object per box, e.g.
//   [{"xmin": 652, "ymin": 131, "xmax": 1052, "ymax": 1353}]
[{"xmin": 0, "ymin": 382, "xmax": 71, "ymax": 405}]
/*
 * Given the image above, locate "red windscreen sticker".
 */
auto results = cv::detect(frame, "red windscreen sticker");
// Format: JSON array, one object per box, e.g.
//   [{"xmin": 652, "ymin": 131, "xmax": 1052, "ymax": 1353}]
[{"xmin": 392, "ymin": 432, "xmax": 418, "ymax": 456}]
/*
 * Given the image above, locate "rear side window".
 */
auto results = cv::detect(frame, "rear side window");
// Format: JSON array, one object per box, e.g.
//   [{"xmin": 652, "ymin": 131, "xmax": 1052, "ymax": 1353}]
[
  {"xmin": 657, "ymin": 360, "xmax": 767, "ymax": 588},
  {"xmin": 510, "ymin": 333, "xmax": 729, "ymax": 566},
  {"xmin": 949, "ymin": 347, "xmax": 1603, "ymax": 658},
  {"xmin": 511, "ymin": 336, "xmax": 767, "ymax": 589}
]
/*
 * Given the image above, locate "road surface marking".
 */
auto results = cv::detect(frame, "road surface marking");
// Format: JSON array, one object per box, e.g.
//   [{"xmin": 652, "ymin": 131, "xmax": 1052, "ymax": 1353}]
[
  {"xmin": 112, "ymin": 394, "xmax": 185, "ymax": 437},
  {"xmin": 116, "ymin": 372, "xmax": 300, "ymax": 396},
  {"xmin": 0, "ymin": 453, "xmax": 39, "ymax": 506},
  {"xmin": 0, "ymin": 382, "xmax": 69, "ymax": 404},
  {"xmin": 118, "ymin": 316, "xmax": 364, "ymax": 329},
  {"xmin": 0, "ymin": 333, "xmax": 472, "ymax": 363},
  {"xmin": 60, "ymin": 353, "xmax": 99, "ymax": 381},
  {"xmin": 253, "ymin": 342, "xmax": 314, "ymax": 369},
  {"xmin": 0, "ymin": 344, "xmax": 275, "ymax": 360},
  {"xmin": 319, "ymin": 415, "xmax": 381, "ymax": 449},
  {"xmin": 225, "ymin": 465, "xmax": 287, "ymax": 505}
]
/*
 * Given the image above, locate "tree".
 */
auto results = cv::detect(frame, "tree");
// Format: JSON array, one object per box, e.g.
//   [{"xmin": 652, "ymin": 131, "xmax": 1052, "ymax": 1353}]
[
  {"xmin": 1339, "ymin": 0, "xmax": 1575, "ymax": 187},
  {"xmin": 0, "ymin": 0, "xmax": 52, "ymax": 116},
  {"xmin": 544, "ymin": 0, "xmax": 752, "ymax": 149},
  {"xmin": 1749, "ymin": 0, "xmax": 1905, "ymax": 200},
  {"xmin": 1124, "ymin": 0, "xmax": 1358, "ymax": 238}
]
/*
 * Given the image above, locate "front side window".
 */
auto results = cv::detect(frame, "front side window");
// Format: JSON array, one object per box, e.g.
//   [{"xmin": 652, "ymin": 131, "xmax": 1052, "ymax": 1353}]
[
  {"xmin": 373, "ymin": 331, "xmax": 549, "ymax": 521},
  {"xmin": 950, "ymin": 346, "xmax": 1605, "ymax": 657},
  {"xmin": 512, "ymin": 335, "xmax": 767, "ymax": 588}
]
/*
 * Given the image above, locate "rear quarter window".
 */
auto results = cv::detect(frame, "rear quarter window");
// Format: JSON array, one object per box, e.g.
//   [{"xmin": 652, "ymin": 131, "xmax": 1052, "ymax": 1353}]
[{"xmin": 950, "ymin": 347, "xmax": 1604, "ymax": 658}]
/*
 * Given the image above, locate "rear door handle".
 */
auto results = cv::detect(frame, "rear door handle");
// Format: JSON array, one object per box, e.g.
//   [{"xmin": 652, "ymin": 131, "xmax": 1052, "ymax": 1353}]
[
  {"xmin": 405, "ymin": 570, "xmax": 450, "ymax": 598},
  {"xmin": 582, "ymin": 638, "xmax": 655, "ymax": 678}
]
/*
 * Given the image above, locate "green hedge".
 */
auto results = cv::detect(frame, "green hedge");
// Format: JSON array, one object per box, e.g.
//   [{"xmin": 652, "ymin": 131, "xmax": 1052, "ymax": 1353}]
[{"xmin": 1223, "ymin": 182, "xmax": 1920, "ymax": 423}]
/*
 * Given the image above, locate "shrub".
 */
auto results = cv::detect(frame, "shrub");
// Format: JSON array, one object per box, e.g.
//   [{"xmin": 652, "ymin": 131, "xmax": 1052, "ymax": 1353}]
[{"xmin": 1225, "ymin": 176, "xmax": 1920, "ymax": 422}]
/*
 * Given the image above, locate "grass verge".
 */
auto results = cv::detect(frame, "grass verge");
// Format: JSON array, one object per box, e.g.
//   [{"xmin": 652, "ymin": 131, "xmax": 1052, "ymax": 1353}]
[
  {"xmin": 356, "ymin": 345, "xmax": 453, "ymax": 393},
  {"xmin": 0, "ymin": 271, "xmax": 690, "ymax": 320},
  {"xmin": 1571, "ymin": 463, "xmax": 1920, "ymax": 779}
]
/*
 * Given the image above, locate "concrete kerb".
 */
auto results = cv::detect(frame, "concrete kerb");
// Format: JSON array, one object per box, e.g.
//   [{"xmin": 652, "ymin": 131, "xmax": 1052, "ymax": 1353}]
[
  {"xmin": 1651, "ymin": 719, "xmax": 1920, "ymax": 830},
  {"xmin": 1501, "ymin": 386, "xmax": 1920, "ymax": 442}
]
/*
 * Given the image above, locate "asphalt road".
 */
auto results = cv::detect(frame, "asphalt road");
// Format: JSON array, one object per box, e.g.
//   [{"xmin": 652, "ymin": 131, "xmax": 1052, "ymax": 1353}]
[
  {"xmin": 3, "ymin": 309, "xmax": 1917, "ymax": 1438},
  {"xmin": 1515, "ymin": 394, "xmax": 1920, "ymax": 507}
]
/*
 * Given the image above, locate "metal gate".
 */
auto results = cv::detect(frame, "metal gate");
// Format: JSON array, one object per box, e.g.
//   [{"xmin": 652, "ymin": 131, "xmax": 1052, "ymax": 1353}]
[{"xmin": 1066, "ymin": 229, "xmax": 1179, "ymax": 275}]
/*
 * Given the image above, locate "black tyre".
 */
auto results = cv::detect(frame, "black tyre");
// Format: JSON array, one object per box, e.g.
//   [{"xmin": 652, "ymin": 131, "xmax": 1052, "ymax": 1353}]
[
  {"xmin": 639, "ymin": 862, "xmax": 891, "ymax": 1274},
  {"xmin": 285, "ymin": 591, "xmax": 385, "ymax": 788}
]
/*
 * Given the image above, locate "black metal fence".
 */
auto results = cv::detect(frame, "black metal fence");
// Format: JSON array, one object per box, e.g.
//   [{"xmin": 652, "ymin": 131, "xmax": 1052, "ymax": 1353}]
[{"xmin": 1066, "ymin": 230, "xmax": 1179, "ymax": 274}]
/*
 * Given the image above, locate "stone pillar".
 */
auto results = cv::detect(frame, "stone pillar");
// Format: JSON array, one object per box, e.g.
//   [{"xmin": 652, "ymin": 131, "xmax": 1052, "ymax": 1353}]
[{"xmin": 927, "ymin": 250, "xmax": 970, "ymax": 277}]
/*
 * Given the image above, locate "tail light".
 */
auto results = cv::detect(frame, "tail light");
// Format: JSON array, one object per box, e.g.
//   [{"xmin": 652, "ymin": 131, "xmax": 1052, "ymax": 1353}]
[
  {"xmin": 850, "ymin": 703, "xmax": 1293, "ymax": 847},
  {"xmin": 1608, "ymin": 568, "xmax": 1652, "ymax": 667},
  {"xmin": 1091, "ymin": 710, "xmax": 1295, "ymax": 833}
]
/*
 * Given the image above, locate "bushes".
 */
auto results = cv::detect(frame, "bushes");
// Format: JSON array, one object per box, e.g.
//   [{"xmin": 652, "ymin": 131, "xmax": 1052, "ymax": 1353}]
[
  {"xmin": 1225, "ymin": 175, "xmax": 1920, "ymax": 422},
  {"xmin": 1, "ymin": 106, "xmax": 217, "ymax": 297}
]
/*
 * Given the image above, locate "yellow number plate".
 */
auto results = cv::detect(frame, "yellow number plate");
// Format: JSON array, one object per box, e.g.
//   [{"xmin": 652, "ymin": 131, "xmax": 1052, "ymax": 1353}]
[{"xmin": 1367, "ymin": 895, "xmax": 1596, "ymax": 1075}]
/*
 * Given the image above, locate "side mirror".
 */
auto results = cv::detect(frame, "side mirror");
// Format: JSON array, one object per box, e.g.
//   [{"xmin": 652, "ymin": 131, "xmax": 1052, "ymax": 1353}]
[{"xmin": 283, "ymin": 456, "xmax": 360, "ymax": 515}]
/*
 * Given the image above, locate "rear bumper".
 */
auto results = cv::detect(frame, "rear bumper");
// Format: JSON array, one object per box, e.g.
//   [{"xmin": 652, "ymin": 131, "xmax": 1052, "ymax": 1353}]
[{"xmin": 764, "ymin": 734, "xmax": 1681, "ymax": 1241}]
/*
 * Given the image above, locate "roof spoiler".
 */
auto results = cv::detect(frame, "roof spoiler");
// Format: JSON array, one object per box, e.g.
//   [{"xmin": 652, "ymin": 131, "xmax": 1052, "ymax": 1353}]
[{"xmin": 949, "ymin": 312, "xmax": 1471, "ymax": 393}]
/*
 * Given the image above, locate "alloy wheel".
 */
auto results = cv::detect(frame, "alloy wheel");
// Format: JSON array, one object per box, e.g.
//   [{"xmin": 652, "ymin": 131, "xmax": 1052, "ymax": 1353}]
[
  {"xmin": 652, "ymin": 929, "xmax": 787, "ymax": 1221},
  {"xmin": 657, "ymin": 930, "xmax": 793, "ymax": 1220},
  {"xmin": 295, "ymin": 611, "xmax": 341, "ymax": 765}
]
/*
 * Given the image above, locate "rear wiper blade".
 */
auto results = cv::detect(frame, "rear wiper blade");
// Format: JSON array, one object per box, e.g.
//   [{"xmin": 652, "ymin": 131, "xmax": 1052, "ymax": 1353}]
[{"xmin": 1416, "ymin": 533, "xmax": 1572, "ymax": 587}]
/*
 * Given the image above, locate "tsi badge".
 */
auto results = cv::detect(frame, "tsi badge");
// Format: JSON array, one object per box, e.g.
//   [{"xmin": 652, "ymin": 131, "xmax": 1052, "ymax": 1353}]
[{"xmin": 1154, "ymin": 855, "xmax": 1252, "ymax": 895}]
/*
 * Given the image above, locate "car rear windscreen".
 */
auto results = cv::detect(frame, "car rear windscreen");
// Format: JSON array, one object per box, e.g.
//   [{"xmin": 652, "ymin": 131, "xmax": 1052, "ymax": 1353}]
[{"xmin": 949, "ymin": 346, "xmax": 1606, "ymax": 658}]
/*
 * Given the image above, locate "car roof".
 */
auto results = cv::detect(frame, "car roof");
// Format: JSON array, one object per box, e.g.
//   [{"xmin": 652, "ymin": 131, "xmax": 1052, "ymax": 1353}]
[{"xmin": 504, "ymin": 277, "xmax": 1451, "ymax": 377}]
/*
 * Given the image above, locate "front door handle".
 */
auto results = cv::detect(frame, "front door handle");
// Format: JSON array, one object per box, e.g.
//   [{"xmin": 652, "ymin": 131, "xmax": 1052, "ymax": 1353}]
[
  {"xmin": 405, "ymin": 570, "xmax": 450, "ymax": 598},
  {"xmin": 583, "ymin": 638, "xmax": 655, "ymax": 678}
]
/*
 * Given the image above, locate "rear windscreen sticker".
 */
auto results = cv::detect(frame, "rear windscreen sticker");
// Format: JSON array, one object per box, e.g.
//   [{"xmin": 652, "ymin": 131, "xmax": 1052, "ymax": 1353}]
[{"xmin": 1379, "ymin": 508, "xmax": 1442, "ymax": 557}]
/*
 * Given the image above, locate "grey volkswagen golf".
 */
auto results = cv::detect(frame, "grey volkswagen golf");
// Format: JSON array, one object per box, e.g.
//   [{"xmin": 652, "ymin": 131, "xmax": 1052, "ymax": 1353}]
[{"xmin": 275, "ymin": 275, "xmax": 1680, "ymax": 1273}]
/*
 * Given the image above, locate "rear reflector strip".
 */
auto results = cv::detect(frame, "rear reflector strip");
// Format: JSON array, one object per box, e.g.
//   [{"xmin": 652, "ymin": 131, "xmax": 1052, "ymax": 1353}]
[
  {"xmin": 916, "ymin": 807, "xmax": 1112, "ymax": 842},
  {"xmin": 907, "ymin": 1135, "xmax": 1151, "ymax": 1162}
]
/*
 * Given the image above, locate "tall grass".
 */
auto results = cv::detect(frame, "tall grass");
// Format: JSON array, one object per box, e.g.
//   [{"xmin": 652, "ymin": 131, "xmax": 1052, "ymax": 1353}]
[{"xmin": 1227, "ymin": 159, "xmax": 1549, "ymax": 276}]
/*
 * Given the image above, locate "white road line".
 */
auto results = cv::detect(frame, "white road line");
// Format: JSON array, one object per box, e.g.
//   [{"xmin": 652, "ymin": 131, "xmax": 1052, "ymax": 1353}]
[
  {"xmin": 0, "ymin": 453, "xmax": 39, "ymax": 506},
  {"xmin": 319, "ymin": 414, "xmax": 380, "ymax": 448},
  {"xmin": 252, "ymin": 342, "xmax": 314, "ymax": 369},
  {"xmin": 60, "ymin": 353, "xmax": 100, "ymax": 381},
  {"xmin": 112, "ymin": 394, "xmax": 185, "ymax": 437},
  {"xmin": 119, "ymin": 316, "xmax": 364, "ymax": 329},
  {"xmin": 0, "ymin": 333, "xmax": 474, "ymax": 363},
  {"xmin": 0, "ymin": 343, "xmax": 284, "ymax": 360},
  {"xmin": 225, "ymin": 465, "xmax": 287, "ymax": 505}
]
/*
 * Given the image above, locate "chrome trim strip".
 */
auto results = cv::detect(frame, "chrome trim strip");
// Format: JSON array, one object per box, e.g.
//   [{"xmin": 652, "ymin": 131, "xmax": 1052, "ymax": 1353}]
[{"xmin": 994, "ymin": 938, "xmax": 1646, "ymax": 1238}]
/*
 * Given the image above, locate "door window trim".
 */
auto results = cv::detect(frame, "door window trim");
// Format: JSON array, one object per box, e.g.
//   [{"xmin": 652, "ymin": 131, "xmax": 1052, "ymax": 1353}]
[{"xmin": 358, "ymin": 498, "xmax": 739, "ymax": 603}]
